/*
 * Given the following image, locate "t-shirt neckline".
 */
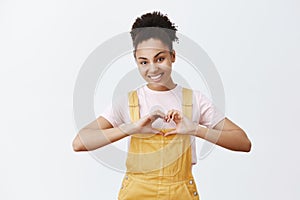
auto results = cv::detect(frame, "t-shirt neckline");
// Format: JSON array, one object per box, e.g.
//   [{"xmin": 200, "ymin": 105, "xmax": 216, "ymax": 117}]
[{"xmin": 144, "ymin": 84, "xmax": 180, "ymax": 94}]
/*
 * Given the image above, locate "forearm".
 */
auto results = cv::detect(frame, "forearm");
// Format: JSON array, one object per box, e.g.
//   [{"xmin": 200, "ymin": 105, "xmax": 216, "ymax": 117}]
[
  {"xmin": 73, "ymin": 127, "xmax": 128, "ymax": 152},
  {"xmin": 72, "ymin": 112, "xmax": 164, "ymax": 152},
  {"xmin": 195, "ymin": 126, "xmax": 251, "ymax": 152}
]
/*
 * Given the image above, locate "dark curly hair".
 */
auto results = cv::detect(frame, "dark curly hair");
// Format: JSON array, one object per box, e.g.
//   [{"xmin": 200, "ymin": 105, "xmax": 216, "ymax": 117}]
[{"xmin": 130, "ymin": 11, "xmax": 178, "ymax": 52}]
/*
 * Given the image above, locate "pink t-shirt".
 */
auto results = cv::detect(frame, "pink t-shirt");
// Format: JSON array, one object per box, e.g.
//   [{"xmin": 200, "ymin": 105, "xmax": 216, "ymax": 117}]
[{"xmin": 101, "ymin": 84, "xmax": 225, "ymax": 164}]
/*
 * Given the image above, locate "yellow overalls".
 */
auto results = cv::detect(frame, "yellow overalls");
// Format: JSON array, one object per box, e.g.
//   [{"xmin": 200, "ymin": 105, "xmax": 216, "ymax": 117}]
[{"xmin": 118, "ymin": 88, "xmax": 199, "ymax": 200}]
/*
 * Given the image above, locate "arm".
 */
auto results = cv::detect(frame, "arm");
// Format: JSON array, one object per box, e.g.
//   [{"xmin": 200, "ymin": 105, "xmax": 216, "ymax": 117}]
[
  {"xmin": 164, "ymin": 111, "xmax": 251, "ymax": 152},
  {"xmin": 195, "ymin": 117, "xmax": 252, "ymax": 152},
  {"xmin": 72, "ymin": 110, "xmax": 165, "ymax": 152},
  {"xmin": 72, "ymin": 116, "xmax": 128, "ymax": 152}
]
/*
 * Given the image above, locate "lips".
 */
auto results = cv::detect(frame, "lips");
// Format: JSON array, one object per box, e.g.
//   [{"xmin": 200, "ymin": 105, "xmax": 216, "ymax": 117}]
[{"xmin": 148, "ymin": 73, "xmax": 164, "ymax": 81}]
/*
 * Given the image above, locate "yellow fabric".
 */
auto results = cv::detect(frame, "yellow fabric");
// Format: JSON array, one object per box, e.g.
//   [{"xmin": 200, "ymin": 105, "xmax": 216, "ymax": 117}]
[
  {"xmin": 182, "ymin": 87, "xmax": 193, "ymax": 120},
  {"xmin": 128, "ymin": 91, "xmax": 140, "ymax": 122},
  {"xmin": 118, "ymin": 88, "xmax": 199, "ymax": 200}
]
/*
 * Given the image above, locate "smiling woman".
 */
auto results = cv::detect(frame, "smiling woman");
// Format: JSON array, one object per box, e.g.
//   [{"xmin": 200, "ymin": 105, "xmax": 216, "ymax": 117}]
[{"xmin": 72, "ymin": 11, "xmax": 251, "ymax": 200}]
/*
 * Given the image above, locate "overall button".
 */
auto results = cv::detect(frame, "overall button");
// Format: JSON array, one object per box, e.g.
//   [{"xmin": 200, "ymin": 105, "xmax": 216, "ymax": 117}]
[
  {"xmin": 189, "ymin": 180, "xmax": 193, "ymax": 184},
  {"xmin": 193, "ymin": 191, "xmax": 198, "ymax": 196}
]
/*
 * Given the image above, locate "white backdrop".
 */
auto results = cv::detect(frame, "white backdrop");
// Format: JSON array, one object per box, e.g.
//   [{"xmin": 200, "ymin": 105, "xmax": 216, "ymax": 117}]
[{"xmin": 1, "ymin": 0, "xmax": 299, "ymax": 199}]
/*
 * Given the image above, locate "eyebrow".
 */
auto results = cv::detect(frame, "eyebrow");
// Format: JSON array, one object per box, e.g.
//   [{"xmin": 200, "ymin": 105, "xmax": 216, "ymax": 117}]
[{"xmin": 137, "ymin": 51, "xmax": 167, "ymax": 60}]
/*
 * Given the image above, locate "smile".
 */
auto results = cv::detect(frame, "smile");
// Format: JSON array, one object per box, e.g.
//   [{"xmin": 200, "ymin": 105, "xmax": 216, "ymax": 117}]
[{"xmin": 148, "ymin": 73, "xmax": 164, "ymax": 81}]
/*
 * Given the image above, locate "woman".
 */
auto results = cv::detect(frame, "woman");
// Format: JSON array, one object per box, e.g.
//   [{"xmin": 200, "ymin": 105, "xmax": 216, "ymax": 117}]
[{"xmin": 72, "ymin": 11, "xmax": 251, "ymax": 200}]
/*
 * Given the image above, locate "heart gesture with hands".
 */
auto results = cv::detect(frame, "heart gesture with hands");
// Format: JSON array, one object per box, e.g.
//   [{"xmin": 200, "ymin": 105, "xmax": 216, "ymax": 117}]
[{"xmin": 119, "ymin": 109, "xmax": 198, "ymax": 136}]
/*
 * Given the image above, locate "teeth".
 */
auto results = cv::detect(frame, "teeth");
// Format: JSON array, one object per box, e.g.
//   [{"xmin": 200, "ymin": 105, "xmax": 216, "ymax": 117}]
[{"xmin": 149, "ymin": 73, "xmax": 162, "ymax": 80}]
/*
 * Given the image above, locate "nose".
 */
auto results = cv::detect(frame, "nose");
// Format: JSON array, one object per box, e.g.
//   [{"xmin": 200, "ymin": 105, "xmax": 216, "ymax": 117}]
[{"xmin": 149, "ymin": 63, "xmax": 158, "ymax": 73}]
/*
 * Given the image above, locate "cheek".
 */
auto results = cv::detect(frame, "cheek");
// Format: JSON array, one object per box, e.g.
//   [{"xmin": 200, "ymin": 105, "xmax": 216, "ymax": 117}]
[
  {"xmin": 157, "ymin": 60, "xmax": 168, "ymax": 67},
  {"xmin": 138, "ymin": 67, "xmax": 146, "ymax": 76},
  {"xmin": 159, "ymin": 62, "xmax": 172, "ymax": 71}
]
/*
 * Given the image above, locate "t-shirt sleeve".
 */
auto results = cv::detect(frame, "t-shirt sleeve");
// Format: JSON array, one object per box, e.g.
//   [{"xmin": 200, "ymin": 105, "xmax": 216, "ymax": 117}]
[
  {"xmin": 196, "ymin": 91, "xmax": 225, "ymax": 128},
  {"xmin": 100, "ymin": 94, "xmax": 130, "ymax": 128}
]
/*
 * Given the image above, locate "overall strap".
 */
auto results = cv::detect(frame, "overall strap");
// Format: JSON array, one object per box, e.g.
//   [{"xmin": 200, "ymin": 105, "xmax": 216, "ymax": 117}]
[
  {"xmin": 128, "ymin": 90, "xmax": 140, "ymax": 122},
  {"xmin": 182, "ymin": 87, "xmax": 193, "ymax": 120}
]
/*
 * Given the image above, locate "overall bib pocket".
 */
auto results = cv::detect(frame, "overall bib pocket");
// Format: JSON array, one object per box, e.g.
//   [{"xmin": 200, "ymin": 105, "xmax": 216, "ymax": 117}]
[{"xmin": 126, "ymin": 136, "xmax": 185, "ymax": 176}]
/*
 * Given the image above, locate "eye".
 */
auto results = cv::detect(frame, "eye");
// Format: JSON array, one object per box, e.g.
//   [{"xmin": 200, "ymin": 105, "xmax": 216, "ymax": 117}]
[
  {"xmin": 157, "ymin": 57, "xmax": 165, "ymax": 62},
  {"xmin": 140, "ymin": 61, "xmax": 147, "ymax": 65}
]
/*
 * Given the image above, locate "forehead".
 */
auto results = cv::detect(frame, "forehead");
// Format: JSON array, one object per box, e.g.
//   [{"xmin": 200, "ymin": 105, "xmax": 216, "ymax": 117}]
[{"xmin": 135, "ymin": 38, "xmax": 169, "ymax": 57}]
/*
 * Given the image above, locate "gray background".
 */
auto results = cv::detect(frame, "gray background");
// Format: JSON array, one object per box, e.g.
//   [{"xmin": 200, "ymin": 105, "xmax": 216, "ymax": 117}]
[{"xmin": 1, "ymin": 0, "xmax": 299, "ymax": 199}]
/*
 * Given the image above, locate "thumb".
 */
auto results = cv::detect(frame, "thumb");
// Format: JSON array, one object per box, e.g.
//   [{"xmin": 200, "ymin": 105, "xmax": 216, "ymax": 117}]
[
  {"xmin": 151, "ymin": 128, "xmax": 162, "ymax": 135},
  {"xmin": 164, "ymin": 130, "xmax": 177, "ymax": 136}
]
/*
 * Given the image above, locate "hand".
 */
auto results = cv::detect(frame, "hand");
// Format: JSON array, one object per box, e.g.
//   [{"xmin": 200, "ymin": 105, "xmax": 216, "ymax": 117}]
[
  {"xmin": 119, "ymin": 110, "xmax": 165, "ymax": 135},
  {"xmin": 163, "ymin": 109, "xmax": 198, "ymax": 136}
]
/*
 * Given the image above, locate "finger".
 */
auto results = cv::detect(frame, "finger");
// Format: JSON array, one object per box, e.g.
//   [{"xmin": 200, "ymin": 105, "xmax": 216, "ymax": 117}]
[
  {"xmin": 167, "ymin": 109, "xmax": 181, "ymax": 119},
  {"xmin": 164, "ymin": 115, "xmax": 168, "ymax": 122},
  {"xmin": 148, "ymin": 112, "xmax": 164, "ymax": 123},
  {"xmin": 172, "ymin": 111, "xmax": 182, "ymax": 123},
  {"xmin": 174, "ymin": 112, "xmax": 182, "ymax": 120},
  {"xmin": 157, "ymin": 131, "xmax": 164, "ymax": 135},
  {"xmin": 164, "ymin": 130, "xmax": 176, "ymax": 136},
  {"xmin": 166, "ymin": 109, "xmax": 176, "ymax": 122},
  {"xmin": 151, "ymin": 110, "xmax": 165, "ymax": 120},
  {"xmin": 166, "ymin": 109, "xmax": 173, "ymax": 116},
  {"xmin": 171, "ymin": 111, "xmax": 178, "ymax": 120},
  {"xmin": 174, "ymin": 113, "xmax": 182, "ymax": 124},
  {"xmin": 152, "ymin": 128, "xmax": 163, "ymax": 135},
  {"xmin": 157, "ymin": 132, "xmax": 163, "ymax": 135},
  {"xmin": 154, "ymin": 109, "xmax": 165, "ymax": 116}
]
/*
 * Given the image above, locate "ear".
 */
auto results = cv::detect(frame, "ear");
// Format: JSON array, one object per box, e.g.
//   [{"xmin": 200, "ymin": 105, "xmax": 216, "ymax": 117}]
[{"xmin": 171, "ymin": 50, "xmax": 176, "ymax": 63}]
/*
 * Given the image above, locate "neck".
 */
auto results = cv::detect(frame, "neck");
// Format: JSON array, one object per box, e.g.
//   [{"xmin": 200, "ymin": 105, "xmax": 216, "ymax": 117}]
[{"xmin": 147, "ymin": 80, "xmax": 177, "ymax": 91}]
